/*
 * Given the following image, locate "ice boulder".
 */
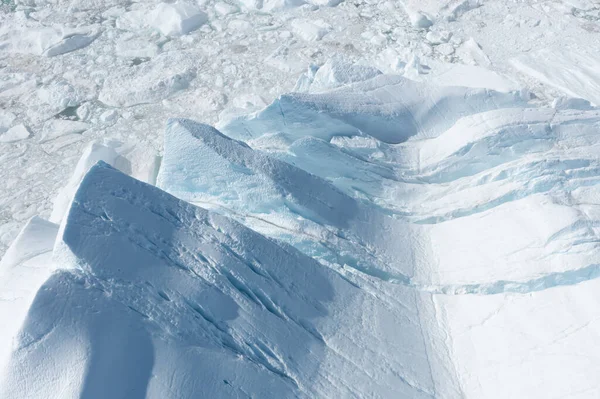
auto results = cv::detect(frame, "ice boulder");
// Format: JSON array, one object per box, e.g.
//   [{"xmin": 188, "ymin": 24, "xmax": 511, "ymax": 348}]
[
  {"xmin": 297, "ymin": 58, "xmax": 382, "ymax": 93},
  {"xmin": 0, "ymin": 124, "xmax": 30, "ymax": 143},
  {"xmin": 148, "ymin": 2, "xmax": 208, "ymax": 36}
]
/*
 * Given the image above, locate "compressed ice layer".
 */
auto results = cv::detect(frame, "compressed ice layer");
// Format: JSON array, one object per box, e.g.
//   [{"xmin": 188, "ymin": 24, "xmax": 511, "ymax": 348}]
[
  {"xmin": 157, "ymin": 118, "xmax": 418, "ymax": 280},
  {"xmin": 218, "ymin": 74, "xmax": 527, "ymax": 143},
  {"xmin": 3, "ymin": 62, "xmax": 600, "ymax": 399}
]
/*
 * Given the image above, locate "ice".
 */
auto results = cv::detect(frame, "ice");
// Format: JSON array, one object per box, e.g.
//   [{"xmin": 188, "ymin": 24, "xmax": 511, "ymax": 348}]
[
  {"xmin": 2, "ymin": 0, "xmax": 600, "ymax": 396},
  {"xmin": 437, "ymin": 279, "xmax": 600, "ymax": 398},
  {"xmin": 98, "ymin": 51, "xmax": 198, "ymax": 107},
  {"xmin": 39, "ymin": 120, "xmax": 90, "ymax": 142},
  {"xmin": 0, "ymin": 124, "xmax": 30, "ymax": 143},
  {"xmin": 0, "ymin": 217, "xmax": 58, "ymax": 377},
  {"xmin": 0, "ymin": 25, "xmax": 100, "ymax": 57},
  {"xmin": 148, "ymin": 2, "xmax": 208, "ymax": 37},
  {"xmin": 290, "ymin": 19, "xmax": 332, "ymax": 42},
  {"xmin": 511, "ymin": 48, "xmax": 600, "ymax": 106},
  {"xmin": 218, "ymin": 74, "xmax": 527, "ymax": 143},
  {"xmin": 153, "ymin": 74, "xmax": 600, "ymax": 398},
  {"xmin": 0, "ymin": 162, "xmax": 450, "ymax": 398}
]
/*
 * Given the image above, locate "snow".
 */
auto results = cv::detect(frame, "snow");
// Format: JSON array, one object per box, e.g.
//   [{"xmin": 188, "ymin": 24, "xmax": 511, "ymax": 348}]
[
  {"xmin": 148, "ymin": 2, "xmax": 209, "ymax": 37},
  {"xmin": 0, "ymin": 124, "xmax": 30, "ymax": 143},
  {"xmin": 39, "ymin": 119, "xmax": 90, "ymax": 142},
  {"xmin": 0, "ymin": 25, "xmax": 100, "ymax": 57},
  {"xmin": 511, "ymin": 48, "xmax": 600, "ymax": 106},
  {"xmin": 2, "ymin": 0, "xmax": 600, "ymax": 396},
  {"xmin": 218, "ymin": 74, "xmax": 527, "ymax": 143},
  {"xmin": 0, "ymin": 162, "xmax": 451, "ymax": 398},
  {"xmin": 291, "ymin": 19, "xmax": 332, "ymax": 41}
]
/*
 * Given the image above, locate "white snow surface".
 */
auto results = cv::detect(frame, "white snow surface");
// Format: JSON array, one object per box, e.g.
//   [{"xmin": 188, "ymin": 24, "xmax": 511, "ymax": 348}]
[{"xmin": 2, "ymin": 0, "xmax": 600, "ymax": 397}]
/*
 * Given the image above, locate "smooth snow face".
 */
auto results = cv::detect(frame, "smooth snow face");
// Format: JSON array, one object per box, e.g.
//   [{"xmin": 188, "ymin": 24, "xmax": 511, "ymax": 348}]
[
  {"xmin": 511, "ymin": 48, "xmax": 600, "ymax": 106},
  {"xmin": 0, "ymin": 217, "xmax": 58, "ymax": 378}
]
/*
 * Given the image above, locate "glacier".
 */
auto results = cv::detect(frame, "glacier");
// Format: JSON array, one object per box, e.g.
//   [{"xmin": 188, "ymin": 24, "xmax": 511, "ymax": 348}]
[{"xmin": 2, "ymin": 69, "xmax": 600, "ymax": 399}]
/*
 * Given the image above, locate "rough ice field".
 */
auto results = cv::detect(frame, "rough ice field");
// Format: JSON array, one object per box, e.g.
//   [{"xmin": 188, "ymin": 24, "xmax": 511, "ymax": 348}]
[
  {"xmin": 2, "ymin": 0, "xmax": 600, "ymax": 398},
  {"xmin": 1, "ymin": 0, "xmax": 600, "ymax": 254},
  {"xmin": 3, "ymin": 57, "xmax": 600, "ymax": 397}
]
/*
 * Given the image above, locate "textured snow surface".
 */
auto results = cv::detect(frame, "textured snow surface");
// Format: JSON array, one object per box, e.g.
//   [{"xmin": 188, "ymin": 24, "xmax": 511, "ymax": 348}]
[
  {"xmin": 0, "ymin": 163, "xmax": 449, "ymax": 398},
  {"xmin": 3, "ymin": 70, "xmax": 600, "ymax": 397},
  {"xmin": 2, "ymin": 0, "xmax": 600, "ymax": 397}
]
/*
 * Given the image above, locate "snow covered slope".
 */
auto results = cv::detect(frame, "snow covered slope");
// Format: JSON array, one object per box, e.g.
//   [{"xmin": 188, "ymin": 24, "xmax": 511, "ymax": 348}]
[{"xmin": 0, "ymin": 162, "xmax": 456, "ymax": 398}]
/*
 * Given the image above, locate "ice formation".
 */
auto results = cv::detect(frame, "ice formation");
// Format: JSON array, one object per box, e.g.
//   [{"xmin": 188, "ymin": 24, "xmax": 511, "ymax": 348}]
[
  {"xmin": 2, "ymin": 66, "xmax": 600, "ymax": 397},
  {"xmin": 2, "ymin": 0, "xmax": 600, "ymax": 397}
]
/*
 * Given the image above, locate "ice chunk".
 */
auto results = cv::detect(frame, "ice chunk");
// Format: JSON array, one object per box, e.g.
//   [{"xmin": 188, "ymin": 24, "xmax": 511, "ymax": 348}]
[
  {"xmin": 456, "ymin": 37, "xmax": 491, "ymax": 67},
  {"xmin": 408, "ymin": 10, "xmax": 434, "ymax": 29},
  {"xmin": 39, "ymin": 120, "xmax": 90, "ymax": 142},
  {"xmin": 291, "ymin": 19, "xmax": 332, "ymax": 41},
  {"xmin": 50, "ymin": 142, "xmax": 130, "ymax": 224},
  {"xmin": 214, "ymin": 1, "xmax": 239, "ymax": 15},
  {"xmin": 308, "ymin": 58, "xmax": 382, "ymax": 92},
  {"xmin": 0, "ymin": 124, "xmax": 30, "ymax": 143},
  {"xmin": 148, "ymin": 2, "xmax": 208, "ymax": 36},
  {"xmin": 0, "ymin": 111, "xmax": 16, "ymax": 132},
  {"xmin": 99, "ymin": 51, "xmax": 198, "ymax": 107}
]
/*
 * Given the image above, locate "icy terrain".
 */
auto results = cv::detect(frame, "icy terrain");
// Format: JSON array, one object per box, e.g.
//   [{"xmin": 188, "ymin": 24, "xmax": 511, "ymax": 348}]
[{"xmin": 2, "ymin": 0, "xmax": 600, "ymax": 398}]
